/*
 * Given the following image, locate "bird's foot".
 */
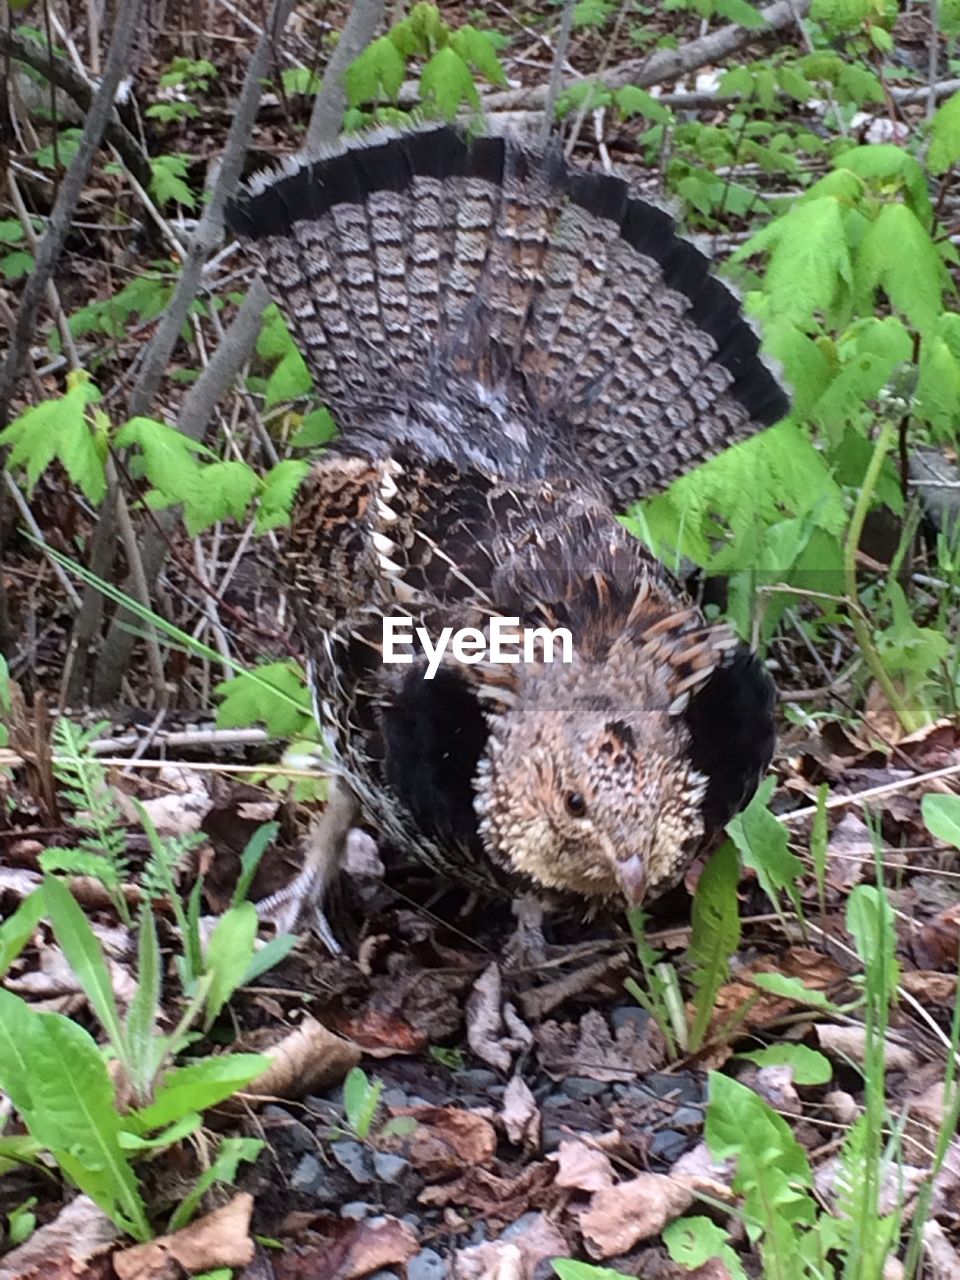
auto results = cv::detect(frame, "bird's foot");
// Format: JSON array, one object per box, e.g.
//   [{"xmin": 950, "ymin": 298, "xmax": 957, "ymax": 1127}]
[{"xmin": 255, "ymin": 867, "xmax": 342, "ymax": 954}]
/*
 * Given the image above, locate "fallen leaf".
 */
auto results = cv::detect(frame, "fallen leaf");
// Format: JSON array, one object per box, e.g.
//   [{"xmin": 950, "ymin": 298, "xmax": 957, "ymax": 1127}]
[
  {"xmin": 580, "ymin": 1173, "xmax": 696, "ymax": 1258},
  {"xmin": 914, "ymin": 904, "xmax": 960, "ymax": 972},
  {"xmin": 549, "ymin": 1138, "xmax": 615, "ymax": 1192},
  {"xmin": 113, "ymin": 1193, "xmax": 254, "ymax": 1279},
  {"xmin": 419, "ymin": 1162, "xmax": 556, "ymax": 1222},
  {"xmin": 272, "ymin": 1215, "xmax": 418, "ymax": 1279},
  {"xmin": 0, "ymin": 1195, "xmax": 118, "ymax": 1280},
  {"xmin": 244, "ymin": 1017, "xmax": 360, "ymax": 1100},
  {"xmin": 826, "ymin": 811, "xmax": 873, "ymax": 890},
  {"xmin": 395, "ymin": 1105, "xmax": 498, "ymax": 1179},
  {"xmin": 815, "ymin": 1024, "xmax": 918, "ymax": 1073},
  {"xmin": 501, "ymin": 1074, "xmax": 540, "ymax": 1149},
  {"xmin": 537, "ymin": 1008, "xmax": 666, "ymax": 1082},
  {"xmin": 451, "ymin": 1213, "xmax": 569, "ymax": 1279},
  {"xmin": 900, "ymin": 971, "xmax": 957, "ymax": 1003},
  {"xmin": 467, "ymin": 963, "xmax": 533, "ymax": 1073}
]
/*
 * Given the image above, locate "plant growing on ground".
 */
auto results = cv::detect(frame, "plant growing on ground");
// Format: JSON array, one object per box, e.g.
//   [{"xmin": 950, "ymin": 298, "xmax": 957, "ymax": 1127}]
[{"xmin": 0, "ymin": 878, "xmax": 269, "ymax": 1240}]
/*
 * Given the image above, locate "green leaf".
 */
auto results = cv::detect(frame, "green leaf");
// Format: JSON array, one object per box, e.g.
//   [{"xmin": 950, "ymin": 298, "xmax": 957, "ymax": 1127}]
[
  {"xmin": 291, "ymin": 406, "xmax": 337, "ymax": 447},
  {"xmin": 149, "ymin": 154, "xmax": 196, "ymax": 209},
  {"xmin": 922, "ymin": 794, "xmax": 960, "ymax": 849},
  {"xmin": 124, "ymin": 907, "xmax": 163, "ymax": 1099},
  {"xmin": 846, "ymin": 884, "xmax": 898, "ymax": 991},
  {"xmin": 856, "ymin": 202, "xmax": 950, "ymax": 333},
  {"xmin": 345, "ymin": 35, "xmax": 406, "ymax": 106},
  {"xmin": 420, "ymin": 47, "xmax": 479, "ymax": 119},
  {"xmin": 132, "ymin": 1055, "xmax": 271, "ymax": 1133},
  {"xmin": 736, "ymin": 1043, "xmax": 833, "ymax": 1084},
  {"xmin": 751, "ymin": 971, "xmax": 835, "ymax": 1009},
  {"xmin": 0, "ymin": 378, "xmax": 106, "ymax": 504},
  {"xmin": 43, "ymin": 876, "xmax": 126, "ymax": 1061},
  {"xmin": 264, "ymin": 346, "xmax": 313, "ymax": 408},
  {"xmin": 811, "ymin": 0, "xmax": 869, "ymax": 31},
  {"xmin": 240, "ymin": 933, "xmax": 298, "ymax": 985},
  {"xmin": 687, "ymin": 842, "xmax": 741, "ymax": 1050},
  {"xmin": 714, "ymin": 0, "xmax": 766, "ymax": 26},
  {"xmin": 203, "ymin": 903, "xmax": 258, "ymax": 1029},
  {"xmin": 552, "ymin": 1264, "xmax": 634, "ymax": 1280},
  {"xmin": 343, "ymin": 1066, "xmax": 382, "ymax": 1140},
  {"xmin": 0, "ymin": 989, "xmax": 41, "ymax": 1116},
  {"xmin": 725, "ymin": 778, "xmax": 804, "ymax": 911},
  {"xmin": 214, "ymin": 661, "xmax": 313, "ymax": 737},
  {"xmin": 31, "ymin": 1013, "xmax": 149, "ymax": 1240},
  {"xmin": 615, "ymin": 84, "xmax": 670, "ymax": 122},
  {"xmin": 663, "ymin": 1215, "xmax": 749, "ymax": 1280},
  {"xmin": 256, "ymin": 459, "xmax": 310, "ymax": 534},
  {"xmin": 916, "ymin": 336, "xmax": 960, "ymax": 435},
  {"xmin": 1, "ymin": 250, "xmax": 34, "ymax": 281},
  {"xmin": 168, "ymin": 1136, "xmax": 263, "ymax": 1233},
  {"xmin": 0, "ymin": 890, "xmax": 45, "ymax": 979},
  {"xmin": 929, "ymin": 92, "xmax": 960, "ymax": 174},
  {"xmin": 449, "ymin": 25, "xmax": 507, "ymax": 86}
]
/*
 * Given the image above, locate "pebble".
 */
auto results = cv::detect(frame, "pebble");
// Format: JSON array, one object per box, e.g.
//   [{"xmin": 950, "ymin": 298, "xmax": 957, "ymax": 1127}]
[
  {"xmin": 650, "ymin": 1129, "xmax": 688, "ymax": 1164},
  {"xmin": 373, "ymin": 1152, "xmax": 410, "ymax": 1183},
  {"xmin": 366, "ymin": 1273, "xmax": 400, "ymax": 1280},
  {"xmin": 331, "ymin": 1139, "xmax": 376, "ymax": 1184},
  {"xmin": 503, "ymin": 1212, "xmax": 542, "ymax": 1239},
  {"xmin": 290, "ymin": 1153, "xmax": 323, "ymax": 1194},
  {"xmin": 382, "ymin": 1086, "xmax": 411, "ymax": 1108},
  {"xmin": 261, "ymin": 1105, "xmax": 315, "ymax": 1154},
  {"xmin": 611, "ymin": 1006, "xmax": 652, "ymax": 1034},
  {"xmin": 408, "ymin": 1249, "xmax": 446, "ymax": 1280},
  {"xmin": 672, "ymin": 1105, "xmax": 705, "ymax": 1130},
  {"xmin": 562, "ymin": 1076, "xmax": 608, "ymax": 1101},
  {"xmin": 341, "ymin": 1201, "xmax": 372, "ymax": 1220},
  {"xmin": 458, "ymin": 1068, "xmax": 499, "ymax": 1090}
]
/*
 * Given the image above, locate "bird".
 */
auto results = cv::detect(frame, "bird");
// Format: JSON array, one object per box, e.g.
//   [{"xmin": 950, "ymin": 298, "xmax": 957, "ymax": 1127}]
[{"xmin": 225, "ymin": 123, "xmax": 787, "ymax": 946}]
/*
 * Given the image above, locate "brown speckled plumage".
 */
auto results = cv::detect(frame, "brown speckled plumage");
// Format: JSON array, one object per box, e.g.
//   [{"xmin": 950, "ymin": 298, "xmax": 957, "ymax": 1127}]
[{"xmin": 227, "ymin": 125, "xmax": 785, "ymax": 927}]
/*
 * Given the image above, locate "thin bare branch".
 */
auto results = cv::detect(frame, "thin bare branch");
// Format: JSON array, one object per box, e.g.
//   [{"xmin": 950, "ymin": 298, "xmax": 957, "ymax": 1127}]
[{"xmin": 305, "ymin": 0, "xmax": 385, "ymax": 152}]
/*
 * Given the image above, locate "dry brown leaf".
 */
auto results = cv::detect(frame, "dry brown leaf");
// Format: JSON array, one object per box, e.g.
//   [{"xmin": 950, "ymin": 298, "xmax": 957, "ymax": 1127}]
[
  {"xmin": 467, "ymin": 963, "xmax": 533, "ymax": 1073},
  {"xmin": 580, "ymin": 1174, "xmax": 696, "ymax": 1258},
  {"xmin": 900, "ymin": 971, "xmax": 958, "ymax": 1003},
  {"xmin": 0, "ymin": 1195, "xmax": 118, "ymax": 1280},
  {"xmin": 270, "ymin": 1214, "xmax": 418, "ymax": 1280},
  {"xmin": 244, "ymin": 1017, "xmax": 360, "ymax": 1100},
  {"xmin": 451, "ymin": 1213, "xmax": 569, "ymax": 1279},
  {"xmin": 338, "ymin": 1217, "xmax": 419, "ymax": 1279},
  {"xmin": 914, "ymin": 904, "xmax": 960, "ymax": 972},
  {"xmin": 736, "ymin": 1064, "xmax": 801, "ymax": 1115},
  {"xmin": 501, "ymin": 1074, "xmax": 540, "ymax": 1149},
  {"xmin": 395, "ymin": 1105, "xmax": 498, "ymax": 1179},
  {"xmin": 815, "ymin": 1024, "xmax": 918, "ymax": 1072},
  {"xmin": 826, "ymin": 811, "xmax": 873, "ymax": 890},
  {"xmin": 419, "ymin": 1162, "xmax": 556, "ymax": 1221},
  {"xmin": 537, "ymin": 1007, "xmax": 666, "ymax": 1082},
  {"xmin": 549, "ymin": 1138, "xmax": 615, "ymax": 1192},
  {"xmin": 113, "ymin": 1193, "xmax": 254, "ymax": 1280}
]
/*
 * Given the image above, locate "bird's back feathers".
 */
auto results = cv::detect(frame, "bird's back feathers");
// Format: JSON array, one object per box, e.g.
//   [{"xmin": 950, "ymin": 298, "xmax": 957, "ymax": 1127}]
[{"xmin": 226, "ymin": 125, "xmax": 788, "ymax": 509}]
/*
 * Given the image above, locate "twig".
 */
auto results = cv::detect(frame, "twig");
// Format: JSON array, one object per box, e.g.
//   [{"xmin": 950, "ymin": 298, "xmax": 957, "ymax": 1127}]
[
  {"xmin": 781, "ymin": 761, "xmax": 960, "ymax": 824},
  {"xmin": 0, "ymin": 0, "xmax": 144, "ymax": 429},
  {"xmin": 3, "ymin": 475, "xmax": 82, "ymax": 610},
  {"xmin": 0, "ymin": 26, "xmax": 151, "ymax": 189},
  {"xmin": 304, "ymin": 0, "xmax": 385, "ymax": 151},
  {"xmin": 539, "ymin": 0, "xmax": 577, "ymax": 150},
  {"xmin": 485, "ymin": 0, "xmax": 812, "ymax": 111},
  {"xmin": 79, "ymin": 0, "xmax": 298, "ymax": 705}
]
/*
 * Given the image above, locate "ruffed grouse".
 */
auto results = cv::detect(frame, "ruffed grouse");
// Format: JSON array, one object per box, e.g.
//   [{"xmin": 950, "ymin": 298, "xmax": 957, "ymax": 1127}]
[{"xmin": 226, "ymin": 124, "xmax": 788, "ymax": 943}]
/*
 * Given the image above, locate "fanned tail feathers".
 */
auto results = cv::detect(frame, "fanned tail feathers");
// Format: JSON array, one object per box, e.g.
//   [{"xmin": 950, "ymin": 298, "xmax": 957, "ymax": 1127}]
[{"xmin": 226, "ymin": 125, "xmax": 789, "ymax": 505}]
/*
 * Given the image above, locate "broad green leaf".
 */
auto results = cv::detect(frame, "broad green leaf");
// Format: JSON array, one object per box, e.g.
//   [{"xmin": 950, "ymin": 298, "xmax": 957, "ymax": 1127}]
[
  {"xmin": 291, "ymin": 406, "xmax": 337, "ymax": 447},
  {"xmin": 752, "ymin": 971, "xmax": 835, "ymax": 1009},
  {"xmin": 256, "ymin": 459, "xmax": 310, "ymax": 534},
  {"xmin": 0, "ymin": 989, "xmax": 41, "ymax": 1115},
  {"xmin": 737, "ymin": 1043, "xmax": 832, "ymax": 1084},
  {"xmin": 615, "ymin": 84, "xmax": 669, "ymax": 122},
  {"xmin": 726, "ymin": 778, "xmax": 804, "ymax": 910},
  {"xmin": 0, "ymin": 380, "xmax": 106, "ymax": 504},
  {"xmin": 44, "ymin": 876, "xmax": 126, "ymax": 1060},
  {"xmin": 916, "ymin": 337, "xmax": 960, "ymax": 435},
  {"xmin": 856, "ymin": 202, "xmax": 951, "ymax": 334},
  {"xmin": 929, "ymin": 92, "xmax": 960, "ymax": 174},
  {"xmin": 846, "ymin": 884, "xmax": 898, "ymax": 991},
  {"xmin": 449, "ymin": 25, "xmax": 506, "ymax": 86},
  {"xmin": 420, "ymin": 47, "xmax": 480, "ymax": 119},
  {"xmin": 343, "ymin": 1066, "xmax": 382, "ymax": 1139},
  {"xmin": 240, "ymin": 933, "xmax": 298, "ymax": 985},
  {"xmin": 345, "ymin": 35, "xmax": 406, "ymax": 106},
  {"xmin": 663, "ymin": 1215, "xmax": 749, "ymax": 1280},
  {"xmin": 214, "ymin": 661, "xmax": 313, "ymax": 738},
  {"xmin": 922, "ymin": 794, "xmax": 960, "ymax": 849},
  {"xmin": 203, "ymin": 903, "xmax": 258, "ymax": 1029},
  {"xmin": 264, "ymin": 347, "xmax": 313, "ymax": 409},
  {"xmin": 0, "ymin": 889, "xmax": 44, "ymax": 978},
  {"xmin": 132, "ymin": 1054, "xmax": 271, "ymax": 1133},
  {"xmin": 553, "ymin": 1264, "xmax": 634, "ymax": 1280}
]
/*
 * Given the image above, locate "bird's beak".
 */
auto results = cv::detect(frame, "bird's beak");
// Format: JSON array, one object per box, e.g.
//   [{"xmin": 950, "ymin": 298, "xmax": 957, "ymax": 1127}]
[{"xmin": 617, "ymin": 854, "xmax": 647, "ymax": 909}]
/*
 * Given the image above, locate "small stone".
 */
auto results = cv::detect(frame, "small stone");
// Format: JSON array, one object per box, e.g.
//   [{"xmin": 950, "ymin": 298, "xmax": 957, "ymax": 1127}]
[
  {"xmin": 611, "ymin": 1006, "xmax": 652, "ymax": 1034},
  {"xmin": 562, "ymin": 1076, "xmax": 608, "ymax": 1101},
  {"xmin": 331, "ymin": 1139, "xmax": 375, "ymax": 1184},
  {"xmin": 373, "ymin": 1151, "xmax": 410, "ymax": 1183},
  {"xmin": 650, "ymin": 1129, "xmax": 688, "ymax": 1163},
  {"xmin": 290, "ymin": 1153, "xmax": 323, "ymax": 1193},
  {"xmin": 382, "ymin": 1087, "xmax": 411, "ymax": 1108},
  {"xmin": 341, "ymin": 1201, "xmax": 372, "ymax": 1220},
  {"xmin": 542, "ymin": 1125, "xmax": 565, "ymax": 1153},
  {"xmin": 459, "ymin": 1068, "xmax": 499, "ymax": 1090},
  {"xmin": 672, "ymin": 1105, "xmax": 705, "ymax": 1130},
  {"xmin": 262, "ymin": 1105, "xmax": 315, "ymax": 1153},
  {"xmin": 502, "ymin": 1212, "xmax": 542, "ymax": 1239},
  {"xmin": 408, "ymin": 1248, "xmax": 446, "ymax": 1280},
  {"xmin": 366, "ymin": 1272, "xmax": 400, "ymax": 1280}
]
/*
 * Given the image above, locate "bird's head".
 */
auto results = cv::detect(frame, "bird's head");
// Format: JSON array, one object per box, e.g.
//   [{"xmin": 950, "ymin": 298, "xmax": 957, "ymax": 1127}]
[{"xmin": 474, "ymin": 700, "xmax": 708, "ymax": 908}]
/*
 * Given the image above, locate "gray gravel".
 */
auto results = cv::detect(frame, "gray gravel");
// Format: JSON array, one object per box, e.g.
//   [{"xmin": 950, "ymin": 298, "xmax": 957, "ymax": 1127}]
[{"xmin": 407, "ymin": 1248, "xmax": 446, "ymax": 1280}]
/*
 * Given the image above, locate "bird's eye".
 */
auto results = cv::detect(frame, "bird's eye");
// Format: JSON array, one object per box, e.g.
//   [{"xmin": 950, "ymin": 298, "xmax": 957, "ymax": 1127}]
[{"xmin": 565, "ymin": 791, "xmax": 587, "ymax": 818}]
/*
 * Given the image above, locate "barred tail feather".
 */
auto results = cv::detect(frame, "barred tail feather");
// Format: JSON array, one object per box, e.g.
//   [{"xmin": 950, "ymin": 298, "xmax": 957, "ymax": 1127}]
[{"xmin": 226, "ymin": 124, "xmax": 788, "ymax": 505}]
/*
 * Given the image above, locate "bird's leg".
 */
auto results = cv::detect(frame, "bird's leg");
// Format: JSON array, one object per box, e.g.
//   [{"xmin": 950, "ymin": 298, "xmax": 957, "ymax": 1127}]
[
  {"xmin": 503, "ymin": 893, "xmax": 548, "ymax": 969},
  {"xmin": 255, "ymin": 777, "xmax": 360, "ymax": 950}
]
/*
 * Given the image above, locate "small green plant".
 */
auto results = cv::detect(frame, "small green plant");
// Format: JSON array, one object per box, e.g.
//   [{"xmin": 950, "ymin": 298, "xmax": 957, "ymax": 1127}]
[
  {"xmin": 339, "ymin": 1067, "xmax": 416, "ymax": 1145},
  {"xmin": 4, "ymin": 1198, "xmax": 37, "ymax": 1248},
  {"xmin": 146, "ymin": 56, "xmax": 217, "ymax": 124},
  {"xmin": 0, "ymin": 219, "xmax": 33, "ymax": 282},
  {"xmin": 0, "ymin": 879, "xmax": 269, "ymax": 1240}
]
